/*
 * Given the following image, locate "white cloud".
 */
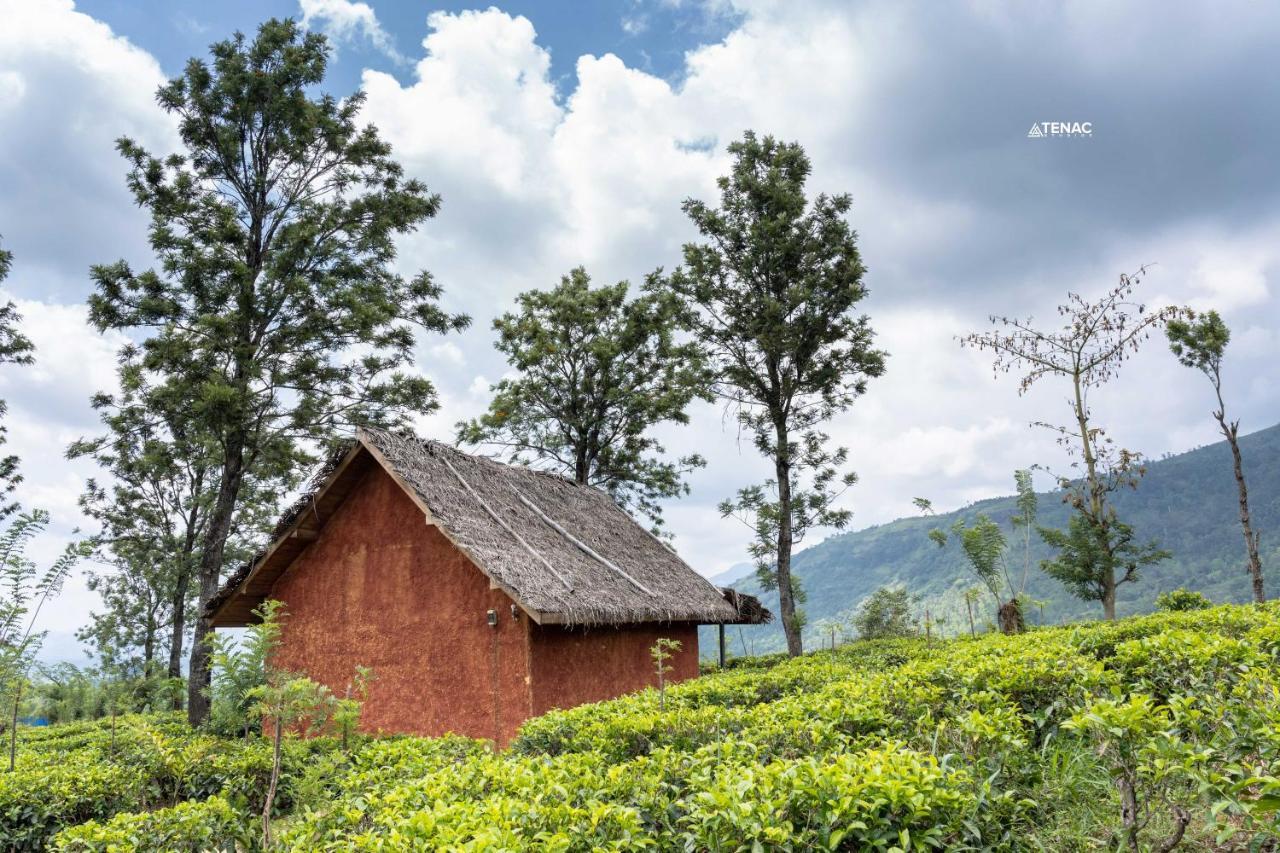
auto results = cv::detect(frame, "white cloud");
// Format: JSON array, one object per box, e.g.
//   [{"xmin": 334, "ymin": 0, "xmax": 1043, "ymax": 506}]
[
  {"xmin": 299, "ymin": 0, "xmax": 406, "ymax": 65},
  {"xmin": 2, "ymin": 0, "xmax": 1278, "ymax": 644}
]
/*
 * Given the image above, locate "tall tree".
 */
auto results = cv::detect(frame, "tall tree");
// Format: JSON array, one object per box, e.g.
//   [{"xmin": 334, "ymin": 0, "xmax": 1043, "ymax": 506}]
[
  {"xmin": 87, "ymin": 20, "xmax": 468, "ymax": 724},
  {"xmin": 655, "ymin": 132, "xmax": 886, "ymax": 655},
  {"xmin": 964, "ymin": 268, "xmax": 1178, "ymax": 619},
  {"xmin": 1166, "ymin": 310, "xmax": 1265, "ymax": 602},
  {"xmin": 70, "ymin": 353, "xmax": 276, "ymax": 706},
  {"xmin": 458, "ymin": 267, "xmax": 710, "ymax": 530},
  {"xmin": 0, "ymin": 240, "xmax": 35, "ymax": 521}
]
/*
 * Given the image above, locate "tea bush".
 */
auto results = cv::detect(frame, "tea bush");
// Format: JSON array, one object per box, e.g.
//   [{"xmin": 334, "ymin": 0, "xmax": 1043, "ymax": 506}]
[{"xmin": 13, "ymin": 602, "xmax": 1280, "ymax": 850}]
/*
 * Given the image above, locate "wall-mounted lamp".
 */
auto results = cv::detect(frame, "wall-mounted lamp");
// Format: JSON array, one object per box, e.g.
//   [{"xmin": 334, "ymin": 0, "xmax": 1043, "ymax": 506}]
[
  {"xmin": 510, "ymin": 604, "xmax": 520, "ymax": 621},
  {"xmin": 486, "ymin": 609, "xmax": 498, "ymax": 627}
]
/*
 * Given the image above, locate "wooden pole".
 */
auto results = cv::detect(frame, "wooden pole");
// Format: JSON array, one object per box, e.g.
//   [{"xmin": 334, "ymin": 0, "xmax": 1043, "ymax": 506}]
[{"xmin": 718, "ymin": 624, "xmax": 726, "ymax": 668}]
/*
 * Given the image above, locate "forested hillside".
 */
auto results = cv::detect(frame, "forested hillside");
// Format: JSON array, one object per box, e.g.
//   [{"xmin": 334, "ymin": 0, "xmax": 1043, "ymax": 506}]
[{"xmin": 711, "ymin": 422, "xmax": 1280, "ymax": 656}]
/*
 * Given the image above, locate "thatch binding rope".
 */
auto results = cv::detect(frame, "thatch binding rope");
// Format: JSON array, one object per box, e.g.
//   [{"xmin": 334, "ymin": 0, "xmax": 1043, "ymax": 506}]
[
  {"xmin": 511, "ymin": 486, "xmax": 654, "ymax": 597},
  {"xmin": 439, "ymin": 454, "xmax": 575, "ymax": 593}
]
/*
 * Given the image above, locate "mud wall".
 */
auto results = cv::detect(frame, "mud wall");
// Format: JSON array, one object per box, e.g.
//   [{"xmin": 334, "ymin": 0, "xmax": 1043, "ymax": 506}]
[
  {"xmin": 268, "ymin": 465, "xmax": 533, "ymax": 744},
  {"xmin": 528, "ymin": 622, "xmax": 700, "ymax": 716}
]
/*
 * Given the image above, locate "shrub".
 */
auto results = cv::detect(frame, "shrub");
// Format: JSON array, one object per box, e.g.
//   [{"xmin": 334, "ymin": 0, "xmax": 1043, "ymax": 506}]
[
  {"xmin": 1155, "ymin": 588, "xmax": 1212, "ymax": 612},
  {"xmin": 52, "ymin": 795, "xmax": 253, "ymax": 852}
]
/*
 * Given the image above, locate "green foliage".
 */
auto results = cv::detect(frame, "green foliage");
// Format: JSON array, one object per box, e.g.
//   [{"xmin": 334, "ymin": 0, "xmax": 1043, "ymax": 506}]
[
  {"xmin": 1167, "ymin": 310, "xmax": 1230, "ymax": 376},
  {"xmin": 15, "ymin": 604, "xmax": 1280, "ymax": 850},
  {"xmin": 206, "ymin": 599, "xmax": 284, "ymax": 738},
  {"xmin": 1039, "ymin": 514, "xmax": 1171, "ymax": 609},
  {"xmin": 459, "ymin": 267, "xmax": 710, "ymax": 530},
  {"xmin": 86, "ymin": 18, "xmax": 469, "ymax": 722},
  {"xmin": 52, "ymin": 795, "xmax": 254, "ymax": 853},
  {"xmin": 656, "ymin": 131, "xmax": 886, "ymax": 654},
  {"xmin": 0, "ymin": 239, "xmax": 33, "ymax": 523},
  {"xmin": 853, "ymin": 585, "xmax": 917, "ymax": 640},
  {"xmin": 1155, "ymin": 588, "xmax": 1212, "ymax": 612}
]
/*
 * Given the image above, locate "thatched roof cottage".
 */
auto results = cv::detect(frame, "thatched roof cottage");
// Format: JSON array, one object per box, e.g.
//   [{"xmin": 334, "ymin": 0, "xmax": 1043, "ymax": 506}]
[{"xmin": 207, "ymin": 427, "xmax": 769, "ymax": 745}]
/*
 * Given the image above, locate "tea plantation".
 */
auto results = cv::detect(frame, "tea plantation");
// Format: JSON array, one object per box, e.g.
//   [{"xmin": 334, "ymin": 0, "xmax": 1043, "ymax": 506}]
[{"xmin": 14, "ymin": 603, "xmax": 1280, "ymax": 851}]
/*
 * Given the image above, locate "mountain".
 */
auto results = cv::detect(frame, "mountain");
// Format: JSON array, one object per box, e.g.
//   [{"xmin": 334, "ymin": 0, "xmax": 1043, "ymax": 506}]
[
  {"xmin": 705, "ymin": 422, "xmax": 1280, "ymax": 657},
  {"xmin": 706, "ymin": 561, "xmax": 754, "ymax": 588}
]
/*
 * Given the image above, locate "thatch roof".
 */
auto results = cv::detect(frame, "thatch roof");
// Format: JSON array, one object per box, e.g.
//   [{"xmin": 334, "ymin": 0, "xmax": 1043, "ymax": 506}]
[{"xmin": 207, "ymin": 428, "xmax": 771, "ymax": 629}]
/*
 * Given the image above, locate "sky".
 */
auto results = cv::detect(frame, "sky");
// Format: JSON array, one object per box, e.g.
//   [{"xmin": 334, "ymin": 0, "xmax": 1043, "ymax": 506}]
[{"xmin": 1, "ymin": 0, "xmax": 1278, "ymax": 664}]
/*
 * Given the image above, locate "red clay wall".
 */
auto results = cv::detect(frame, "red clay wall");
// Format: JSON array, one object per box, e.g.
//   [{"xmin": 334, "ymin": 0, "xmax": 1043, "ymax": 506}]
[
  {"xmin": 268, "ymin": 465, "xmax": 533, "ymax": 744},
  {"xmin": 264, "ymin": 462, "xmax": 706, "ymax": 744},
  {"xmin": 528, "ymin": 622, "xmax": 700, "ymax": 716}
]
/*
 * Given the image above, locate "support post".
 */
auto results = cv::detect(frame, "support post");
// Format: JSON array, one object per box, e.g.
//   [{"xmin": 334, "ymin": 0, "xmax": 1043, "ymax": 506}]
[{"xmin": 718, "ymin": 623, "xmax": 726, "ymax": 668}]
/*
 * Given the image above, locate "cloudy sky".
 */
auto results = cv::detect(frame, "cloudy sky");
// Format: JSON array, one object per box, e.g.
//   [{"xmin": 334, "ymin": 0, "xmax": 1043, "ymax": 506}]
[{"xmin": 2, "ymin": 0, "xmax": 1277, "ymax": 662}]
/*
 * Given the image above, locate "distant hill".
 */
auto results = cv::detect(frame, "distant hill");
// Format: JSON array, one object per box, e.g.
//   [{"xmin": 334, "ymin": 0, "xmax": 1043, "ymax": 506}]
[
  {"xmin": 706, "ymin": 561, "xmax": 754, "ymax": 588},
  {"xmin": 705, "ymin": 421, "xmax": 1280, "ymax": 657}
]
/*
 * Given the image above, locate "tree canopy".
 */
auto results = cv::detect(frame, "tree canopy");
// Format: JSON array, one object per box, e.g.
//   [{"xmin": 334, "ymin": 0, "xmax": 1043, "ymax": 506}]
[
  {"xmin": 656, "ymin": 131, "xmax": 886, "ymax": 654},
  {"xmin": 459, "ymin": 267, "xmax": 709, "ymax": 529},
  {"xmin": 86, "ymin": 19, "xmax": 467, "ymax": 723}
]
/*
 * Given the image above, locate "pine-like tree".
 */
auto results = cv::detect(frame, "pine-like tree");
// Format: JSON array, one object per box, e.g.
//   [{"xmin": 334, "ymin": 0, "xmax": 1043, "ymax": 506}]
[
  {"xmin": 655, "ymin": 132, "xmax": 886, "ymax": 656},
  {"xmin": 86, "ymin": 20, "xmax": 468, "ymax": 724}
]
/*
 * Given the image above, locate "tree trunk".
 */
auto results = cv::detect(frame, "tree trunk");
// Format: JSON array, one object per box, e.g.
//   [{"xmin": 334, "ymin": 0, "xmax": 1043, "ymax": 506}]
[
  {"xmin": 1218, "ymin": 413, "xmax": 1264, "ymax": 602},
  {"xmin": 773, "ymin": 421, "xmax": 802, "ymax": 657},
  {"xmin": 1072, "ymin": 372, "xmax": 1120, "ymax": 620},
  {"xmin": 1102, "ymin": 584, "xmax": 1117, "ymax": 621},
  {"xmin": 965, "ymin": 599, "xmax": 975, "ymax": 638},
  {"xmin": 997, "ymin": 598, "xmax": 1025, "ymax": 634},
  {"xmin": 263, "ymin": 717, "xmax": 282, "ymax": 848},
  {"xmin": 187, "ymin": 446, "xmax": 246, "ymax": 726},
  {"xmin": 142, "ymin": 615, "xmax": 155, "ymax": 677},
  {"xmin": 1117, "ymin": 773, "xmax": 1139, "ymax": 851},
  {"xmin": 8, "ymin": 684, "xmax": 19, "ymax": 772},
  {"xmin": 167, "ymin": 574, "xmax": 187, "ymax": 710}
]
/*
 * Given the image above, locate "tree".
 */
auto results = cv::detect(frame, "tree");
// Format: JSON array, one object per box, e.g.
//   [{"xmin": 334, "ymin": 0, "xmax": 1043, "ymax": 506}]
[
  {"xmin": 0, "ymin": 511, "xmax": 89, "ymax": 770},
  {"xmin": 1038, "ymin": 515, "xmax": 1169, "ymax": 615},
  {"xmin": 87, "ymin": 20, "xmax": 468, "ymax": 725},
  {"xmin": 655, "ymin": 132, "xmax": 886, "ymax": 655},
  {"xmin": 1166, "ymin": 310, "xmax": 1265, "ymax": 602},
  {"xmin": 0, "ymin": 240, "xmax": 35, "ymax": 522},
  {"xmin": 852, "ymin": 586, "xmax": 917, "ymax": 640},
  {"xmin": 247, "ymin": 674, "xmax": 335, "ymax": 848},
  {"xmin": 926, "ymin": 470, "xmax": 1039, "ymax": 633},
  {"xmin": 70, "ymin": 359, "xmax": 276, "ymax": 707},
  {"xmin": 963, "ymin": 268, "xmax": 1178, "ymax": 619},
  {"xmin": 649, "ymin": 637, "xmax": 681, "ymax": 711},
  {"xmin": 459, "ymin": 268, "xmax": 709, "ymax": 530}
]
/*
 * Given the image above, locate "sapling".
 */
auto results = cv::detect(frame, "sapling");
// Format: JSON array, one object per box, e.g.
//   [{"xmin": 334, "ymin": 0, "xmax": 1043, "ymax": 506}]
[
  {"xmin": 650, "ymin": 638, "xmax": 681, "ymax": 711},
  {"xmin": 333, "ymin": 665, "xmax": 374, "ymax": 755},
  {"xmin": 247, "ymin": 674, "xmax": 335, "ymax": 848},
  {"xmin": 1065, "ymin": 695, "xmax": 1192, "ymax": 852},
  {"xmin": 0, "ymin": 512, "xmax": 88, "ymax": 770},
  {"xmin": 962, "ymin": 586, "xmax": 981, "ymax": 637}
]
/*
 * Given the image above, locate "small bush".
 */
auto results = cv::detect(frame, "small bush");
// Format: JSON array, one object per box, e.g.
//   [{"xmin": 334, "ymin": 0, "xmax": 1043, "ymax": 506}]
[{"xmin": 1155, "ymin": 587, "xmax": 1212, "ymax": 612}]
